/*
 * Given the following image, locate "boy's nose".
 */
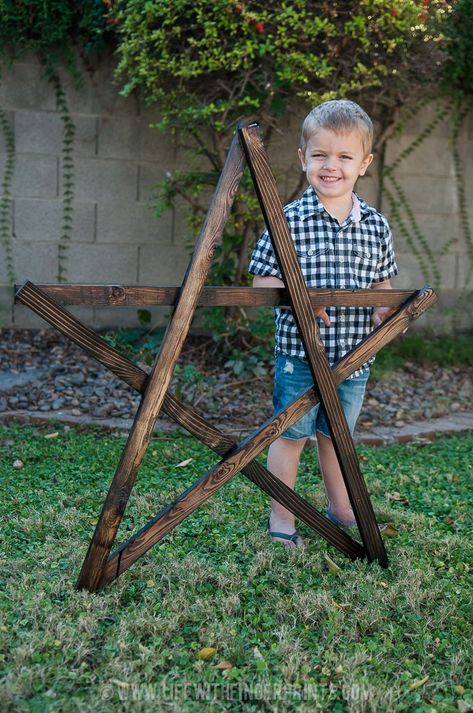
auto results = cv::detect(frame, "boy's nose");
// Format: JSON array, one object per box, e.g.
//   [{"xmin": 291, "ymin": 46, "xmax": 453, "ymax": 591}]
[{"xmin": 322, "ymin": 158, "xmax": 336, "ymax": 169}]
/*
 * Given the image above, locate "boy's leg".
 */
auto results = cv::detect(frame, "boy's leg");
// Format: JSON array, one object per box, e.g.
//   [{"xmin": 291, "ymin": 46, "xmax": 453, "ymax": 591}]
[
  {"xmin": 316, "ymin": 433, "xmax": 356, "ymax": 526},
  {"xmin": 315, "ymin": 371, "xmax": 370, "ymax": 526},
  {"xmin": 267, "ymin": 436, "xmax": 306, "ymax": 539}
]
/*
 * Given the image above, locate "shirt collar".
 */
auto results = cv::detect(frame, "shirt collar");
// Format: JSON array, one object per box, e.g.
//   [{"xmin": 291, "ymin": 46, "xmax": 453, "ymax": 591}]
[{"xmin": 298, "ymin": 186, "xmax": 372, "ymax": 222}]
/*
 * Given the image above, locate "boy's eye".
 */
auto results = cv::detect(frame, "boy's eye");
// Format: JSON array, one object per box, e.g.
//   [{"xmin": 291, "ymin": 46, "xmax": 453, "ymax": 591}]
[{"xmin": 341, "ymin": 155, "xmax": 353, "ymax": 160}]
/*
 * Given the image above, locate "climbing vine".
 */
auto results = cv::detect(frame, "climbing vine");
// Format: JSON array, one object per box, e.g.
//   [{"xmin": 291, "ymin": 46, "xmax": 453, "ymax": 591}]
[
  {"xmin": 0, "ymin": 108, "xmax": 15, "ymax": 285},
  {"xmin": 381, "ymin": 0, "xmax": 473, "ymax": 313},
  {"xmin": 0, "ymin": 0, "xmax": 113, "ymax": 284}
]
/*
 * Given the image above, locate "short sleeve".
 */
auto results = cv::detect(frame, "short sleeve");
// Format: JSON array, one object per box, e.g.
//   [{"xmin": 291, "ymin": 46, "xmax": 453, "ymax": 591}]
[
  {"xmin": 248, "ymin": 229, "xmax": 281, "ymax": 278},
  {"xmin": 372, "ymin": 217, "xmax": 398, "ymax": 283}
]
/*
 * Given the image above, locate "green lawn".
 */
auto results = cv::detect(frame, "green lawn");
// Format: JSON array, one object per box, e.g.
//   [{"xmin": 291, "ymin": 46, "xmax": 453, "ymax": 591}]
[{"xmin": 0, "ymin": 424, "xmax": 471, "ymax": 712}]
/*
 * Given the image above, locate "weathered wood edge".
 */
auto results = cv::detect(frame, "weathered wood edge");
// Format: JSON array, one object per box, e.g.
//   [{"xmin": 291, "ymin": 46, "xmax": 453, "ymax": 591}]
[
  {"xmin": 239, "ymin": 124, "xmax": 388, "ymax": 566},
  {"xmin": 14, "ymin": 284, "xmax": 416, "ymax": 308},
  {"xmin": 15, "ymin": 281, "xmax": 366, "ymax": 574},
  {"xmin": 16, "ymin": 280, "xmax": 436, "ymax": 586},
  {"xmin": 100, "ymin": 286, "xmax": 437, "ymax": 584},
  {"xmin": 75, "ymin": 133, "xmax": 247, "ymax": 592}
]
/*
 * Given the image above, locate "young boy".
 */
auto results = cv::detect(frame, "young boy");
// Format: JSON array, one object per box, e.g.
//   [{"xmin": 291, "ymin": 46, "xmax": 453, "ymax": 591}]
[{"xmin": 248, "ymin": 99, "xmax": 398, "ymax": 547}]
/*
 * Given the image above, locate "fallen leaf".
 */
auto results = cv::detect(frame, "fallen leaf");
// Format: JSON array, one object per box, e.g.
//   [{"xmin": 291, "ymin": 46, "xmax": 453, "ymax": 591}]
[
  {"xmin": 110, "ymin": 679, "xmax": 131, "ymax": 689},
  {"xmin": 455, "ymin": 686, "xmax": 465, "ymax": 696},
  {"xmin": 253, "ymin": 646, "xmax": 264, "ymax": 660},
  {"xmin": 387, "ymin": 492, "xmax": 409, "ymax": 505},
  {"xmin": 13, "ymin": 459, "xmax": 24, "ymax": 469},
  {"xmin": 380, "ymin": 523, "xmax": 399, "ymax": 537},
  {"xmin": 176, "ymin": 458, "xmax": 193, "ymax": 468},
  {"xmin": 331, "ymin": 599, "xmax": 349, "ymax": 609},
  {"xmin": 44, "ymin": 432, "xmax": 59, "ymax": 439},
  {"xmin": 197, "ymin": 647, "xmax": 217, "ymax": 660},
  {"xmin": 324, "ymin": 554, "xmax": 342, "ymax": 575},
  {"xmin": 409, "ymin": 675, "xmax": 429, "ymax": 690},
  {"xmin": 146, "ymin": 579, "xmax": 155, "ymax": 587},
  {"xmin": 215, "ymin": 660, "xmax": 233, "ymax": 670}
]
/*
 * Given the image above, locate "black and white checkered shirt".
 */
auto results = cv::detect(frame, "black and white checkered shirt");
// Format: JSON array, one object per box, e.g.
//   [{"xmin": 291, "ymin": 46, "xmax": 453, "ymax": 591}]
[{"xmin": 248, "ymin": 186, "xmax": 398, "ymax": 377}]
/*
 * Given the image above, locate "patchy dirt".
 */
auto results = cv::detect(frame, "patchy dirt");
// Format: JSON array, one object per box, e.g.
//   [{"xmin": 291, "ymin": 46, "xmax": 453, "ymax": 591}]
[{"xmin": 0, "ymin": 329, "xmax": 471, "ymax": 435}]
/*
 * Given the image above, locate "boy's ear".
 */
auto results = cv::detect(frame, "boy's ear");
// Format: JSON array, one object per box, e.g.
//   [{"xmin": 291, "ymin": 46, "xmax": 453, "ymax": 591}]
[
  {"xmin": 359, "ymin": 153, "xmax": 374, "ymax": 176},
  {"xmin": 298, "ymin": 147, "xmax": 306, "ymax": 171}
]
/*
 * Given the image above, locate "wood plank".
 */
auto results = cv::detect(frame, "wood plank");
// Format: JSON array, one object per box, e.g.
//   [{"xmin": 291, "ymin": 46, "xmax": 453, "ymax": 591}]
[
  {"xmin": 76, "ymin": 133, "xmax": 247, "ymax": 592},
  {"xmin": 15, "ymin": 283, "xmax": 416, "ymax": 308},
  {"xmin": 240, "ymin": 124, "xmax": 389, "ymax": 565},
  {"xmin": 16, "ymin": 281, "xmax": 366, "ymax": 569},
  {"xmin": 99, "ymin": 286, "xmax": 437, "ymax": 585},
  {"xmin": 16, "ymin": 280, "xmax": 437, "ymax": 586}
]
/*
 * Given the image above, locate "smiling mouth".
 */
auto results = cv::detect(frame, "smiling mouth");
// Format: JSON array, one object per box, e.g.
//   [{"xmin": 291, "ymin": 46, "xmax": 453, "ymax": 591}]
[{"xmin": 320, "ymin": 176, "xmax": 340, "ymax": 182}]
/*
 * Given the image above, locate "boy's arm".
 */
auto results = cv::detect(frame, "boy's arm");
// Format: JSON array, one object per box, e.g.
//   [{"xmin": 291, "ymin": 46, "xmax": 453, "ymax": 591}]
[
  {"xmin": 252, "ymin": 275, "xmax": 284, "ymax": 288},
  {"xmin": 371, "ymin": 278, "xmax": 394, "ymax": 327},
  {"xmin": 252, "ymin": 275, "xmax": 331, "ymax": 326}
]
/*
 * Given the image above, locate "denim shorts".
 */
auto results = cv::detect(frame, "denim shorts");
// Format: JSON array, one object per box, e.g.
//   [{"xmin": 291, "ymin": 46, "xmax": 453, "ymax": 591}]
[{"xmin": 272, "ymin": 354, "xmax": 369, "ymax": 440}]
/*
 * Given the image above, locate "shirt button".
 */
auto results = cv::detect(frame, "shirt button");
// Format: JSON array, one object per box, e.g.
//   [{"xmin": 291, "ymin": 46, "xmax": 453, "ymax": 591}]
[
  {"xmin": 339, "ymin": 257, "xmax": 345, "ymax": 263},
  {"xmin": 307, "ymin": 249, "xmax": 314, "ymax": 256}
]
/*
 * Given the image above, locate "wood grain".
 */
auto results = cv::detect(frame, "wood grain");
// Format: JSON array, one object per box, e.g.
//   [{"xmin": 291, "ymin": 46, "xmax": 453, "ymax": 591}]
[
  {"xmin": 16, "ymin": 279, "xmax": 436, "ymax": 586},
  {"xmin": 15, "ymin": 284, "xmax": 416, "ymax": 308},
  {"xmin": 99, "ymin": 286, "xmax": 437, "ymax": 585},
  {"xmin": 240, "ymin": 124, "xmax": 389, "ymax": 566},
  {"xmin": 75, "ymin": 133, "xmax": 246, "ymax": 592},
  {"xmin": 15, "ymin": 281, "xmax": 366, "ymax": 571}
]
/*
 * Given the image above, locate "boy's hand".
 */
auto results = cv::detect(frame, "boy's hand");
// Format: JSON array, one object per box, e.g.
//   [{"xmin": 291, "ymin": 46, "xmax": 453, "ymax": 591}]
[
  {"xmin": 372, "ymin": 306, "xmax": 395, "ymax": 327},
  {"xmin": 315, "ymin": 307, "xmax": 331, "ymax": 327}
]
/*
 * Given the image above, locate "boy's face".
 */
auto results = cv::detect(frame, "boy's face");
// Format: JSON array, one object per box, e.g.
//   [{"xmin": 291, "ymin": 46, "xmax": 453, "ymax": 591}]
[{"xmin": 298, "ymin": 128, "xmax": 373, "ymax": 206}]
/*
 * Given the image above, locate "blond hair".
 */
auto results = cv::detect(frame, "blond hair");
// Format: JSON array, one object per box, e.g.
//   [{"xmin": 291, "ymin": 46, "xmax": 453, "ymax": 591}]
[{"xmin": 300, "ymin": 100, "xmax": 373, "ymax": 156}]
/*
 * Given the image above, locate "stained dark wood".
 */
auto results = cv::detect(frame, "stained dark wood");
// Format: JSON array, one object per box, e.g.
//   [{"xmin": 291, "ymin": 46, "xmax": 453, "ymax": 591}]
[
  {"xmin": 100, "ymin": 287, "xmax": 437, "ymax": 585},
  {"xmin": 15, "ymin": 284, "xmax": 416, "ymax": 308},
  {"xmin": 240, "ymin": 125, "xmax": 389, "ymax": 565},
  {"xmin": 15, "ymin": 281, "xmax": 366, "ymax": 568},
  {"xmin": 16, "ymin": 279, "xmax": 437, "ymax": 587},
  {"xmin": 14, "ymin": 118, "xmax": 438, "ymax": 590},
  {"xmin": 76, "ymin": 133, "xmax": 246, "ymax": 592}
]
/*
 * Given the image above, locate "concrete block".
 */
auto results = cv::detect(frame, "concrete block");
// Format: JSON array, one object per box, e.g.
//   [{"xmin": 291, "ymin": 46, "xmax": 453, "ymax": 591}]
[
  {"xmin": 400, "ymin": 101, "xmax": 452, "ymax": 139},
  {"xmin": 140, "ymin": 122, "xmax": 177, "ymax": 163},
  {"xmin": 58, "ymin": 54, "xmax": 138, "ymax": 118},
  {"xmin": 393, "ymin": 251, "xmax": 456, "ymax": 290},
  {"xmin": 71, "ymin": 158, "xmax": 138, "ymax": 203},
  {"xmin": 138, "ymin": 162, "xmax": 170, "ymax": 203},
  {"xmin": 387, "ymin": 211, "xmax": 461, "ymax": 254},
  {"xmin": 14, "ymin": 199, "xmax": 96, "ymax": 243},
  {"xmin": 456, "ymin": 254, "xmax": 473, "ymax": 290},
  {"xmin": 96, "ymin": 201, "xmax": 172, "ymax": 245},
  {"xmin": 138, "ymin": 244, "xmax": 190, "ymax": 285},
  {"xmin": 97, "ymin": 116, "xmax": 142, "ymax": 160},
  {"xmin": 73, "ymin": 116, "xmax": 99, "ymax": 157},
  {"xmin": 3, "ymin": 240, "xmax": 58, "ymax": 283},
  {"xmin": 356, "ymin": 171, "xmax": 380, "ymax": 209},
  {"xmin": 0, "ymin": 61, "xmax": 56, "ymax": 111},
  {"xmin": 12, "ymin": 303, "xmax": 94, "ymax": 330},
  {"xmin": 11, "ymin": 154, "xmax": 58, "ymax": 199},
  {"xmin": 460, "ymin": 141, "xmax": 473, "ymax": 184},
  {"xmin": 385, "ymin": 135, "xmax": 455, "ymax": 178},
  {"xmin": 0, "ymin": 286, "xmax": 14, "ymax": 327},
  {"xmin": 64, "ymin": 243, "xmax": 139, "ymax": 283},
  {"xmin": 384, "ymin": 175, "xmax": 456, "ymax": 215},
  {"xmin": 97, "ymin": 116, "xmax": 177, "ymax": 162},
  {"xmin": 15, "ymin": 111, "xmax": 63, "ymax": 154},
  {"xmin": 91, "ymin": 305, "xmax": 170, "ymax": 329}
]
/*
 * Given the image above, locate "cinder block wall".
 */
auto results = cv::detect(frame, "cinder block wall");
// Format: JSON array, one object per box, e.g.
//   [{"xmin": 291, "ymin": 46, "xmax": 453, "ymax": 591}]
[{"xmin": 0, "ymin": 55, "xmax": 472, "ymax": 333}]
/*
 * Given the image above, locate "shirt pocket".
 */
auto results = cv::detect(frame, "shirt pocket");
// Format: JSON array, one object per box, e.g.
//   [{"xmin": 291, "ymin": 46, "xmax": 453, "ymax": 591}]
[
  {"xmin": 295, "ymin": 244, "xmax": 331, "ymax": 287},
  {"xmin": 349, "ymin": 243, "xmax": 378, "ymax": 288}
]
